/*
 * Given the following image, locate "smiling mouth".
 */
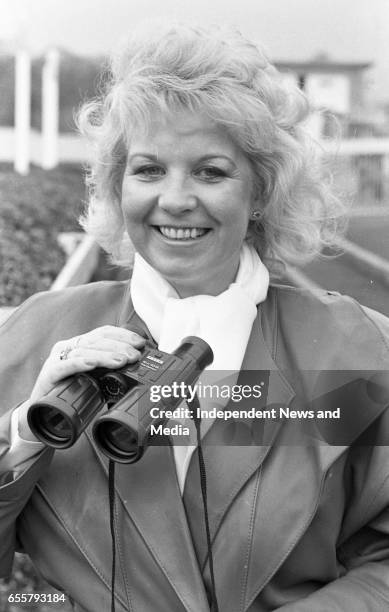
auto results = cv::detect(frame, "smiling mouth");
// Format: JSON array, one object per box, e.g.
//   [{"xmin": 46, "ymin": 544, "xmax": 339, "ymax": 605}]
[{"xmin": 154, "ymin": 226, "xmax": 211, "ymax": 240}]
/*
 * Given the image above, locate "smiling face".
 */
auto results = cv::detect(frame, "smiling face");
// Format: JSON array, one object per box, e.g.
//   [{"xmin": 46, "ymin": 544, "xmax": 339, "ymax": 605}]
[{"xmin": 121, "ymin": 111, "xmax": 258, "ymax": 297}]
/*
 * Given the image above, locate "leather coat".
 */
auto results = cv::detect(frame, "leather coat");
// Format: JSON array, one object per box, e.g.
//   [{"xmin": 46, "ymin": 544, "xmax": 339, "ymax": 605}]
[{"xmin": 0, "ymin": 281, "xmax": 389, "ymax": 611}]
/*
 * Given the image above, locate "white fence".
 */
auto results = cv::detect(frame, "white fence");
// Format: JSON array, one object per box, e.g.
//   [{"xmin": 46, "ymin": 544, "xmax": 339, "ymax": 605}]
[{"xmin": 0, "ymin": 127, "xmax": 88, "ymax": 165}]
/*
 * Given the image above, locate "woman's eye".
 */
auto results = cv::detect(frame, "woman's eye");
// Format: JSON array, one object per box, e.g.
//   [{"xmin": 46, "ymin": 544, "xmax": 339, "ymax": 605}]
[
  {"xmin": 195, "ymin": 167, "xmax": 226, "ymax": 181},
  {"xmin": 134, "ymin": 166, "xmax": 165, "ymax": 179}
]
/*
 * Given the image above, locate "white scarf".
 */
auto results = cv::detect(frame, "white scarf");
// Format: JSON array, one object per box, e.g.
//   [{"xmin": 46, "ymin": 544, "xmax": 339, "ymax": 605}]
[{"xmin": 130, "ymin": 241, "xmax": 269, "ymax": 491}]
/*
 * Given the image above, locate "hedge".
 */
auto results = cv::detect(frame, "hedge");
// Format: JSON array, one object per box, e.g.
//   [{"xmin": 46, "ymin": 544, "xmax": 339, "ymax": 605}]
[
  {"xmin": 0, "ymin": 164, "xmax": 87, "ymax": 608},
  {"xmin": 0, "ymin": 164, "xmax": 86, "ymax": 306}
]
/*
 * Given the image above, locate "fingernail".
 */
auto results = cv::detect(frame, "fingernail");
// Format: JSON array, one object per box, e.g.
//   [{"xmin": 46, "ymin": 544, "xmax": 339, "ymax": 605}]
[{"xmin": 127, "ymin": 349, "xmax": 140, "ymax": 359}]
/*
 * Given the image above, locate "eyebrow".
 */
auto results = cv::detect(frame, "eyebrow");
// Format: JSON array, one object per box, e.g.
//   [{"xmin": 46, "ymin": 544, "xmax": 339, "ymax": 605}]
[
  {"xmin": 128, "ymin": 153, "xmax": 159, "ymax": 162},
  {"xmin": 197, "ymin": 155, "xmax": 235, "ymax": 164},
  {"xmin": 127, "ymin": 153, "xmax": 236, "ymax": 164}
]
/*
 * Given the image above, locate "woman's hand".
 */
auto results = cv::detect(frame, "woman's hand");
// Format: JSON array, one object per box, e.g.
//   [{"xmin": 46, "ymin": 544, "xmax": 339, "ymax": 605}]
[
  {"xmin": 18, "ymin": 327, "xmax": 146, "ymax": 442},
  {"xmin": 30, "ymin": 326, "xmax": 146, "ymax": 402}
]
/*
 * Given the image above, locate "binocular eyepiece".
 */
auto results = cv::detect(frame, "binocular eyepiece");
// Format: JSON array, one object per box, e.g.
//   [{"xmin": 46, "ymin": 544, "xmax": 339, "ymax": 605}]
[{"xmin": 27, "ymin": 336, "xmax": 213, "ymax": 463}]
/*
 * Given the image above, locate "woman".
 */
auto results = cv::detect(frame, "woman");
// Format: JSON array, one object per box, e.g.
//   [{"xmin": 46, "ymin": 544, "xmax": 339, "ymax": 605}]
[{"xmin": 1, "ymin": 22, "xmax": 389, "ymax": 612}]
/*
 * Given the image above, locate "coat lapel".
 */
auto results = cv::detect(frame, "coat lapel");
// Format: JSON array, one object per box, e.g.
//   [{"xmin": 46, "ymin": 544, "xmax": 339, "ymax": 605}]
[
  {"xmin": 241, "ymin": 440, "xmax": 349, "ymax": 611},
  {"xmin": 87, "ymin": 435, "xmax": 211, "ymax": 612}
]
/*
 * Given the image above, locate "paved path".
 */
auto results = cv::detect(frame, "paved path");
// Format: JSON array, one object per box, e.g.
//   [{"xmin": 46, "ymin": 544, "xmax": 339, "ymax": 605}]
[{"xmin": 300, "ymin": 213, "xmax": 389, "ymax": 316}]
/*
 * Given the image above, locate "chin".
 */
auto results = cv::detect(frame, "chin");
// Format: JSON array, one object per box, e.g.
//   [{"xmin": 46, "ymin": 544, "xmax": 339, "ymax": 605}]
[
  {"xmin": 157, "ymin": 266, "xmax": 196, "ymax": 285},
  {"xmin": 151, "ymin": 263, "xmax": 199, "ymax": 293}
]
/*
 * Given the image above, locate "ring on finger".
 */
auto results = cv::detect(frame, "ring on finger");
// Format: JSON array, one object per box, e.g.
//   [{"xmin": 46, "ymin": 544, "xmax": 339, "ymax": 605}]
[
  {"xmin": 59, "ymin": 335, "xmax": 83, "ymax": 361},
  {"xmin": 59, "ymin": 346, "xmax": 73, "ymax": 361}
]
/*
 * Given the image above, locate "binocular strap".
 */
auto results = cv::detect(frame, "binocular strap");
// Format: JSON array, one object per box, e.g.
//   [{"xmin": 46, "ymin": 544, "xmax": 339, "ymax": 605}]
[
  {"xmin": 190, "ymin": 397, "xmax": 219, "ymax": 612},
  {"xmin": 108, "ymin": 460, "xmax": 117, "ymax": 612}
]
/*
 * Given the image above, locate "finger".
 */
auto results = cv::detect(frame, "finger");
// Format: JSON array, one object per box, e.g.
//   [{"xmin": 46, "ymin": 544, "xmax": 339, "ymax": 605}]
[
  {"xmin": 52, "ymin": 353, "xmax": 126, "ymax": 378},
  {"xmin": 70, "ymin": 346, "xmax": 141, "ymax": 364},
  {"xmin": 84, "ymin": 326, "xmax": 147, "ymax": 347},
  {"xmin": 75, "ymin": 337, "xmax": 143, "ymax": 359},
  {"xmin": 52, "ymin": 329, "xmax": 146, "ymax": 361}
]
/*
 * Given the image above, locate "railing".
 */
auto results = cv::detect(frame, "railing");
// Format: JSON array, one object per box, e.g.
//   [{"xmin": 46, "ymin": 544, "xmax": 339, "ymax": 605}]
[{"xmin": 320, "ymin": 138, "xmax": 389, "ymax": 211}]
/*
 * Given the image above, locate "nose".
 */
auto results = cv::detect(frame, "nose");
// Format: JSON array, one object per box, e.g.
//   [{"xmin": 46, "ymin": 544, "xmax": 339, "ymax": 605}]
[{"xmin": 157, "ymin": 176, "xmax": 197, "ymax": 213}]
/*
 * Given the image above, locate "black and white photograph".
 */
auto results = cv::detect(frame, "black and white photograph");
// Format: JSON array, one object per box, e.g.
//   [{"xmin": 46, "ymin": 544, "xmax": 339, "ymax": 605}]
[{"xmin": 0, "ymin": 1, "xmax": 389, "ymax": 611}]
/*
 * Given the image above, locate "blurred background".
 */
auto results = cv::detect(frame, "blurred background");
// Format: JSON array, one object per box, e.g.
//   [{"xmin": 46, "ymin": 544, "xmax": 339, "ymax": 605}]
[{"xmin": 0, "ymin": 1, "xmax": 388, "ymax": 607}]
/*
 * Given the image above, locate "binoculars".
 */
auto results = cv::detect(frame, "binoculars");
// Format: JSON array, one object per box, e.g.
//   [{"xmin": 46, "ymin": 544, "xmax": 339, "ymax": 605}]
[{"xmin": 27, "ymin": 336, "xmax": 213, "ymax": 463}]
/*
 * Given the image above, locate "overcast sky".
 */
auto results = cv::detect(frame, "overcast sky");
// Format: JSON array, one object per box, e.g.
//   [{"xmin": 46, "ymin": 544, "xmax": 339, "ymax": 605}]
[{"xmin": 1, "ymin": 0, "xmax": 389, "ymax": 102}]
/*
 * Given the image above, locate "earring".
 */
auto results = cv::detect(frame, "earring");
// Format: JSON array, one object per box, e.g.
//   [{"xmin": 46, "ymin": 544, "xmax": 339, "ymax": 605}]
[{"xmin": 250, "ymin": 210, "xmax": 263, "ymax": 221}]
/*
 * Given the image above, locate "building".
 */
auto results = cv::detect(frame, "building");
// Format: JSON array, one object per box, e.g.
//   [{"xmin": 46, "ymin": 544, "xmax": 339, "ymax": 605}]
[{"xmin": 274, "ymin": 54, "xmax": 372, "ymax": 138}]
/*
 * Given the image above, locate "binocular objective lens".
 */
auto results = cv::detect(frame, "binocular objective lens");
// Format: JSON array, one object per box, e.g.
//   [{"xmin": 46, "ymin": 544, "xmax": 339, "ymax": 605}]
[
  {"xmin": 102, "ymin": 422, "xmax": 138, "ymax": 459},
  {"xmin": 36, "ymin": 407, "xmax": 72, "ymax": 442}
]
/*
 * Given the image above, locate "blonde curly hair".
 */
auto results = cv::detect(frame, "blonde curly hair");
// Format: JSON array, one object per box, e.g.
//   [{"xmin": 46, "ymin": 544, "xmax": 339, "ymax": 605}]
[{"xmin": 77, "ymin": 21, "xmax": 346, "ymax": 269}]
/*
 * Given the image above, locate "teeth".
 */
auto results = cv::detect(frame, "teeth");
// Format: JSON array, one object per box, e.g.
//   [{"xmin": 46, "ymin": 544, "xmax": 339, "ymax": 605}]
[{"xmin": 158, "ymin": 227, "xmax": 207, "ymax": 240}]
